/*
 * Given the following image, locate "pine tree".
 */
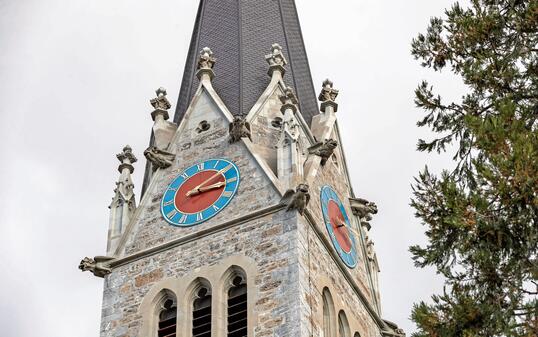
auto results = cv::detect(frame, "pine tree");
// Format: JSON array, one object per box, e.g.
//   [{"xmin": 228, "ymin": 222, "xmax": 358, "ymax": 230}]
[{"xmin": 410, "ymin": 1, "xmax": 538, "ymax": 336}]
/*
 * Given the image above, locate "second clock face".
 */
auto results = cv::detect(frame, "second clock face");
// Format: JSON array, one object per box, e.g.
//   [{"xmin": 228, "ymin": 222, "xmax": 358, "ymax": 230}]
[
  {"xmin": 161, "ymin": 158, "xmax": 240, "ymax": 227},
  {"xmin": 320, "ymin": 185, "xmax": 358, "ymax": 268}
]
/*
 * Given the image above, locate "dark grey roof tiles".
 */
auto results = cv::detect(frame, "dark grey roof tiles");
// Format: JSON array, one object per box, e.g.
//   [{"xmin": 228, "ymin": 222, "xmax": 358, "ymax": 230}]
[{"xmin": 174, "ymin": 0, "xmax": 319, "ymax": 125}]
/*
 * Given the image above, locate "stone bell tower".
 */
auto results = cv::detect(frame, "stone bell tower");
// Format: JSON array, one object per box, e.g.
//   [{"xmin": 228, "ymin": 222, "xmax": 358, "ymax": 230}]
[{"xmin": 79, "ymin": 1, "xmax": 405, "ymax": 337}]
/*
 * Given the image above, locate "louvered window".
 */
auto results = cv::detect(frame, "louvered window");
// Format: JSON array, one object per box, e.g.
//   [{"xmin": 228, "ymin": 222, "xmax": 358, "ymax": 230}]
[
  {"xmin": 227, "ymin": 276, "xmax": 247, "ymax": 337},
  {"xmin": 158, "ymin": 299, "xmax": 177, "ymax": 337},
  {"xmin": 192, "ymin": 287, "xmax": 212, "ymax": 337}
]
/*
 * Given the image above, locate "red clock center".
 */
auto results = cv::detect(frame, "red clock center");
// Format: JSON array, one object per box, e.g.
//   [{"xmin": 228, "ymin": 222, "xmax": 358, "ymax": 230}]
[
  {"xmin": 328, "ymin": 200, "xmax": 352, "ymax": 253},
  {"xmin": 174, "ymin": 171, "xmax": 226, "ymax": 214}
]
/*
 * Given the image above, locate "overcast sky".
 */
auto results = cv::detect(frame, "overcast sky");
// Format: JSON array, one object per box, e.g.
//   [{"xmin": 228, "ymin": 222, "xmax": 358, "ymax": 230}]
[{"xmin": 0, "ymin": 0, "xmax": 467, "ymax": 336}]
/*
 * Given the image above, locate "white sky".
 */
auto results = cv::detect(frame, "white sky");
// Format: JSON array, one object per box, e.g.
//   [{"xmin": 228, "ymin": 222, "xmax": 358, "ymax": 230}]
[{"xmin": 0, "ymin": 1, "xmax": 466, "ymax": 336}]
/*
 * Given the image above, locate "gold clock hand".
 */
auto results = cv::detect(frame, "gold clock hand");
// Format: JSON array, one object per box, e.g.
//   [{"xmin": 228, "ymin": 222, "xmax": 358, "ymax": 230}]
[
  {"xmin": 188, "ymin": 181, "xmax": 226, "ymax": 196},
  {"xmin": 186, "ymin": 164, "xmax": 232, "ymax": 197}
]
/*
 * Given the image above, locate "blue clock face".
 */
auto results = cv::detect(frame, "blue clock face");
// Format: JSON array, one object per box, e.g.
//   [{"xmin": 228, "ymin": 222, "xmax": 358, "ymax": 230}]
[
  {"xmin": 320, "ymin": 185, "xmax": 358, "ymax": 268},
  {"xmin": 161, "ymin": 158, "xmax": 240, "ymax": 227}
]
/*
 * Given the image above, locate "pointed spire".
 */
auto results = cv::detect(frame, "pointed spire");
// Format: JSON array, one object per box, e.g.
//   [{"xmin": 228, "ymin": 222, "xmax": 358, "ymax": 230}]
[
  {"xmin": 107, "ymin": 145, "xmax": 137, "ymax": 256},
  {"xmin": 174, "ymin": 0, "xmax": 318, "ymax": 124}
]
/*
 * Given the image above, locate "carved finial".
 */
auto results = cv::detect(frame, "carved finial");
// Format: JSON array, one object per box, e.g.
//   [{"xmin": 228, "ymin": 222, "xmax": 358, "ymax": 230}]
[
  {"xmin": 150, "ymin": 87, "xmax": 171, "ymax": 121},
  {"xmin": 279, "ymin": 87, "xmax": 298, "ymax": 113},
  {"xmin": 198, "ymin": 47, "xmax": 216, "ymax": 69},
  {"xmin": 265, "ymin": 43, "xmax": 288, "ymax": 76},
  {"xmin": 197, "ymin": 47, "xmax": 217, "ymax": 80},
  {"xmin": 318, "ymin": 79, "xmax": 339, "ymax": 113},
  {"xmin": 116, "ymin": 145, "xmax": 137, "ymax": 174}
]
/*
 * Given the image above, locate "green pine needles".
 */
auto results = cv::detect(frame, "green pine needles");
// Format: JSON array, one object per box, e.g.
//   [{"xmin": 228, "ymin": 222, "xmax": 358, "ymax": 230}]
[{"xmin": 410, "ymin": 1, "xmax": 537, "ymax": 336}]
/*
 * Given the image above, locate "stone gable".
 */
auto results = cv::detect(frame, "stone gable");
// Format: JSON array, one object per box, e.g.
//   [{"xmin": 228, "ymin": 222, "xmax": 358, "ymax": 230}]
[{"xmin": 119, "ymin": 88, "xmax": 282, "ymax": 256}]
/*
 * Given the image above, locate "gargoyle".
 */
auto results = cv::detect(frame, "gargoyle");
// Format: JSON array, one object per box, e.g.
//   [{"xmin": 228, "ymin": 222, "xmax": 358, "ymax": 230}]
[
  {"xmin": 229, "ymin": 116, "xmax": 252, "ymax": 143},
  {"xmin": 144, "ymin": 146, "xmax": 176, "ymax": 171},
  {"xmin": 78, "ymin": 256, "xmax": 115, "ymax": 278},
  {"xmin": 309, "ymin": 139, "xmax": 338, "ymax": 166},
  {"xmin": 349, "ymin": 197, "xmax": 378, "ymax": 230},
  {"xmin": 282, "ymin": 183, "xmax": 311, "ymax": 215}
]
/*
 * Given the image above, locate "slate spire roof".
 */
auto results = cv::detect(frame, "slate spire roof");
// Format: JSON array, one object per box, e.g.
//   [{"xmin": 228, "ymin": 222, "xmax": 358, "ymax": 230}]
[{"xmin": 174, "ymin": 0, "xmax": 319, "ymax": 125}]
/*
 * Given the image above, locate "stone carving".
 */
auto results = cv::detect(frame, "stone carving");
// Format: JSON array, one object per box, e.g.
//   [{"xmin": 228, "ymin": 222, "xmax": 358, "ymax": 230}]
[
  {"xmin": 349, "ymin": 197, "xmax": 378, "ymax": 231},
  {"xmin": 308, "ymin": 139, "xmax": 338, "ymax": 166},
  {"xmin": 228, "ymin": 116, "xmax": 252, "ymax": 143},
  {"xmin": 282, "ymin": 183, "xmax": 311, "ymax": 215},
  {"xmin": 198, "ymin": 47, "xmax": 216, "ymax": 70},
  {"xmin": 366, "ymin": 239, "xmax": 376, "ymax": 262},
  {"xmin": 318, "ymin": 79, "xmax": 339, "ymax": 102},
  {"xmin": 116, "ymin": 145, "xmax": 137, "ymax": 174},
  {"xmin": 265, "ymin": 43, "xmax": 288, "ymax": 72},
  {"xmin": 78, "ymin": 256, "xmax": 115, "ymax": 278},
  {"xmin": 280, "ymin": 87, "xmax": 298, "ymax": 106},
  {"xmin": 395, "ymin": 328, "xmax": 406, "ymax": 336},
  {"xmin": 150, "ymin": 87, "xmax": 172, "ymax": 111},
  {"xmin": 279, "ymin": 87, "xmax": 298, "ymax": 113},
  {"xmin": 144, "ymin": 146, "xmax": 176, "ymax": 171}
]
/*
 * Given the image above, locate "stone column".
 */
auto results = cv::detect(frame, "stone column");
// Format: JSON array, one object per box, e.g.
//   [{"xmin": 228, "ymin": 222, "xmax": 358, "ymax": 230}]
[
  {"xmin": 150, "ymin": 87, "xmax": 174, "ymax": 150},
  {"xmin": 107, "ymin": 145, "xmax": 137, "ymax": 256},
  {"xmin": 277, "ymin": 88, "xmax": 303, "ymax": 190},
  {"xmin": 305, "ymin": 80, "xmax": 340, "ymax": 183}
]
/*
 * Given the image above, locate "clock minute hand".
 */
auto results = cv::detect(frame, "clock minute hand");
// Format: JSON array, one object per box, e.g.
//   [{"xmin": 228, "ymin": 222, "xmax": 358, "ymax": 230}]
[{"xmin": 186, "ymin": 165, "xmax": 232, "ymax": 196}]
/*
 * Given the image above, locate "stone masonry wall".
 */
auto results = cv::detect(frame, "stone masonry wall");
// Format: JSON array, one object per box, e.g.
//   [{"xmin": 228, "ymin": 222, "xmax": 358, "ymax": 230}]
[
  {"xmin": 297, "ymin": 216, "xmax": 381, "ymax": 337},
  {"xmin": 101, "ymin": 209, "xmax": 301, "ymax": 337},
  {"xmin": 303, "ymin": 144, "xmax": 377, "ymax": 307}
]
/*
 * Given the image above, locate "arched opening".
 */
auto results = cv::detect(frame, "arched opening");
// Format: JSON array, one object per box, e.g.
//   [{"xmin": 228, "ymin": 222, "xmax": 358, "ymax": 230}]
[
  {"xmin": 354, "ymin": 332, "xmax": 361, "ymax": 337},
  {"xmin": 227, "ymin": 274, "xmax": 247, "ymax": 337},
  {"xmin": 338, "ymin": 311, "xmax": 351, "ymax": 337},
  {"xmin": 157, "ymin": 292, "xmax": 177, "ymax": 337},
  {"xmin": 192, "ymin": 286, "xmax": 212, "ymax": 337},
  {"xmin": 322, "ymin": 288, "xmax": 335, "ymax": 337}
]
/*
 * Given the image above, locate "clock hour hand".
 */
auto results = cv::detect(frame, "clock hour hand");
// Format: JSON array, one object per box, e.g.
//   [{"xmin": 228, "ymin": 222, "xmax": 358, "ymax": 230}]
[
  {"xmin": 188, "ymin": 181, "xmax": 226, "ymax": 196},
  {"xmin": 186, "ymin": 165, "xmax": 232, "ymax": 196}
]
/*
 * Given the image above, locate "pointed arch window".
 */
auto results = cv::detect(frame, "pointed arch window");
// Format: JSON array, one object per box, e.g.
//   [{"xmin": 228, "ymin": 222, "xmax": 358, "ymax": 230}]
[
  {"xmin": 158, "ymin": 298, "xmax": 177, "ymax": 337},
  {"xmin": 338, "ymin": 311, "xmax": 351, "ymax": 337},
  {"xmin": 322, "ymin": 288, "xmax": 335, "ymax": 337},
  {"xmin": 192, "ymin": 286, "xmax": 212, "ymax": 337},
  {"xmin": 227, "ymin": 275, "xmax": 247, "ymax": 337}
]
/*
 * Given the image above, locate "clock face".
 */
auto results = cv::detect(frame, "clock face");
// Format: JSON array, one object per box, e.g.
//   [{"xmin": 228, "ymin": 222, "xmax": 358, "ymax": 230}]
[
  {"xmin": 161, "ymin": 158, "xmax": 240, "ymax": 227},
  {"xmin": 320, "ymin": 185, "xmax": 358, "ymax": 268}
]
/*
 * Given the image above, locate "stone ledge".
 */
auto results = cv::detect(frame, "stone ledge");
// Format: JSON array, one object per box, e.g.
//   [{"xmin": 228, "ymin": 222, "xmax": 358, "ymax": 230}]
[{"xmin": 110, "ymin": 203, "xmax": 287, "ymax": 269}]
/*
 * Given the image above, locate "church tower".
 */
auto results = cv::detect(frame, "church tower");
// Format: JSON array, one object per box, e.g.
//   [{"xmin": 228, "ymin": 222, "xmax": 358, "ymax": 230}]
[{"xmin": 79, "ymin": 1, "xmax": 405, "ymax": 337}]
